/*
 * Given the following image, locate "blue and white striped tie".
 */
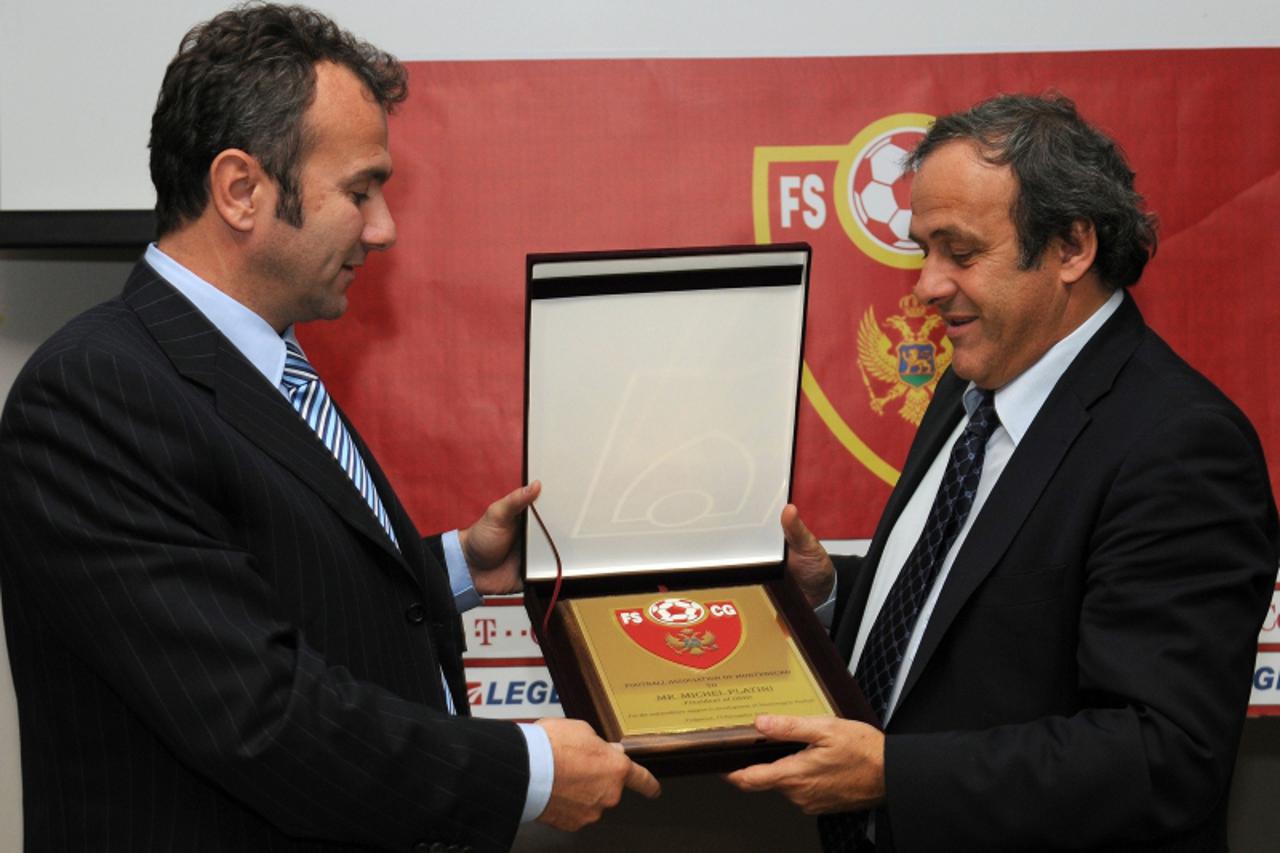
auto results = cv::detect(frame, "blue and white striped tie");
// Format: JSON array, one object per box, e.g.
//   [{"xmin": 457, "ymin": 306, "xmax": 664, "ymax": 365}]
[
  {"xmin": 280, "ymin": 340, "xmax": 399, "ymax": 550},
  {"xmin": 280, "ymin": 341, "xmax": 457, "ymax": 714}
]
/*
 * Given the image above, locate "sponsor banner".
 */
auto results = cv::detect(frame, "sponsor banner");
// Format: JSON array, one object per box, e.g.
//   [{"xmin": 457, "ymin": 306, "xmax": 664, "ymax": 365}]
[
  {"xmin": 1258, "ymin": 582, "xmax": 1280, "ymax": 650},
  {"xmin": 467, "ymin": 651, "xmax": 1280, "ymax": 718},
  {"xmin": 1250, "ymin": 651, "xmax": 1280, "ymax": 715},
  {"xmin": 463, "ymin": 568, "xmax": 1280, "ymax": 717},
  {"xmin": 464, "ymin": 664, "xmax": 562, "ymax": 721},
  {"xmin": 462, "ymin": 598, "xmax": 558, "ymax": 720},
  {"xmin": 1251, "ymin": 573, "xmax": 1280, "ymax": 715},
  {"xmin": 461, "ymin": 596, "xmax": 541, "ymax": 662}
]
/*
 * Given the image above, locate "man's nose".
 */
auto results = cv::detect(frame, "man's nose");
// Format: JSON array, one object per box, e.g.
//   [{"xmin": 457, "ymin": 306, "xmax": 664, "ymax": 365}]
[
  {"xmin": 912, "ymin": 255, "xmax": 952, "ymax": 306},
  {"xmin": 363, "ymin": 192, "xmax": 396, "ymax": 252}
]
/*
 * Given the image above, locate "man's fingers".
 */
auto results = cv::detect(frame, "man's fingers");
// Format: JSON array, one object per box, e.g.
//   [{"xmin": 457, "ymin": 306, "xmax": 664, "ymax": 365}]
[
  {"xmin": 461, "ymin": 482, "xmax": 540, "ymax": 567},
  {"xmin": 754, "ymin": 713, "xmax": 831, "ymax": 745},
  {"xmin": 781, "ymin": 504, "xmax": 835, "ymax": 607},
  {"xmin": 624, "ymin": 760, "xmax": 661, "ymax": 799},
  {"xmin": 780, "ymin": 502, "xmax": 803, "ymax": 531},
  {"xmin": 725, "ymin": 760, "xmax": 784, "ymax": 792},
  {"xmin": 521, "ymin": 479, "xmax": 542, "ymax": 505},
  {"xmin": 609, "ymin": 742, "xmax": 661, "ymax": 799},
  {"xmin": 725, "ymin": 720, "xmax": 830, "ymax": 791},
  {"xmin": 490, "ymin": 480, "xmax": 541, "ymax": 524},
  {"xmin": 780, "ymin": 504, "xmax": 813, "ymax": 550}
]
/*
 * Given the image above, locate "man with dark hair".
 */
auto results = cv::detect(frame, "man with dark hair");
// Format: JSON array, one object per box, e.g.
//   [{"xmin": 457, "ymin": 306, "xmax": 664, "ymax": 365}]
[
  {"xmin": 149, "ymin": 2, "xmax": 412, "ymax": 235},
  {"xmin": 0, "ymin": 4, "xmax": 657, "ymax": 852},
  {"xmin": 728, "ymin": 93, "xmax": 1277, "ymax": 851}
]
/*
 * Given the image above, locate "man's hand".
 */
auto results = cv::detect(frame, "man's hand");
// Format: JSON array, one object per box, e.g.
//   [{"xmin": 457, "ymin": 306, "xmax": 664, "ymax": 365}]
[
  {"xmin": 459, "ymin": 481, "xmax": 541, "ymax": 596},
  {"xmin": 534, "ymin": 718, "xmax": 661, "ymax": 831},
  {"xmin": 725, "ymin": 715, "xmax": 884, "ymax": 815},
  {"xmin": 782, "ymin": 504, "xmax": 836, "ymax": 608}
]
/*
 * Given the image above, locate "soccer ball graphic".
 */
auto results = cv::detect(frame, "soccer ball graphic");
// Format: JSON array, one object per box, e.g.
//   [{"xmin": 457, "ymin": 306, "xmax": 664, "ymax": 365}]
[
  {"xmin": 848, "ymin": 130, "xmax": 925, "ymax": 252},
  {"xmin": 647, "ymin": 597, "xmax": 707, "ymax": 626}
]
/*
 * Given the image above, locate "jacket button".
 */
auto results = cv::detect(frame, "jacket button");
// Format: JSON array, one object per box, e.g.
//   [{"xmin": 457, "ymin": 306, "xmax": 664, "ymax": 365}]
[{"xmin": 405, "ymin": 603, "xmax": 427, "ymax": 624}]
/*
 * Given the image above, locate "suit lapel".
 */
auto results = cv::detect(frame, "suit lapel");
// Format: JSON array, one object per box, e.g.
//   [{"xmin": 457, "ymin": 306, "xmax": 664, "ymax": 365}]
[
  {"xmin": 894, "ymin": 294, "xmax": 1146, "ymax": 709},
  {"xmin": 122, "ymin": 262, "xmax": 414, "ymax": 576}
]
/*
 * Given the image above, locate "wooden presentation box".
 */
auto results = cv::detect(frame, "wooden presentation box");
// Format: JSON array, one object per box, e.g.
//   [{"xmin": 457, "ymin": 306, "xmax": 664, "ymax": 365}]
[{"xmin": 521, "ymin": 244, "xmax": 871, "ymax": 776}]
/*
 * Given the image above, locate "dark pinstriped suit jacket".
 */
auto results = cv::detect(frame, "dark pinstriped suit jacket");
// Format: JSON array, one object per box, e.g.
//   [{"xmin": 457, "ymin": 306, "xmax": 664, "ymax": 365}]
[{"xmin": 0, "ymin": 261, "xmax": 528, "ymax": 852}]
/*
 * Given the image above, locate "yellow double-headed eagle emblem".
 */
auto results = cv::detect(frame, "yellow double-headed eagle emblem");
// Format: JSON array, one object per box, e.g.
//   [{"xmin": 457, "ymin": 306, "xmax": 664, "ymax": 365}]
[
  {"xmin": 857, "ymin": 294, "xmax": 953, "ymax": 426},
  {"xmin": 664, "ymin": 627, "xmax": 719, "ymax": 656}
]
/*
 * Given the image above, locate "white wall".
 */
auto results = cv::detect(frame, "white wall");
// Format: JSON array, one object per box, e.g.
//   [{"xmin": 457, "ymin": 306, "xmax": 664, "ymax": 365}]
[{"xmin": 2, "ymin": 0, "xmax": 1278, "ymax": 210}]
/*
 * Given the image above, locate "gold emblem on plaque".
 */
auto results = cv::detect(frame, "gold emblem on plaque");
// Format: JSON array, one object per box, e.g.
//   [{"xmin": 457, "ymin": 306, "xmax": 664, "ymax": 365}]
[{"xmin": 565, "ymin": 586, "xmax": 833, "ymax": 737}]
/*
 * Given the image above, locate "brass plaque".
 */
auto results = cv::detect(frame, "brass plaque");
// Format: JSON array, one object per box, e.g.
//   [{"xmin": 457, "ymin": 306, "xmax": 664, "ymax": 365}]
[{"xmin": 564, "ymin": 584, "xmax": 834, "ymax": 737}]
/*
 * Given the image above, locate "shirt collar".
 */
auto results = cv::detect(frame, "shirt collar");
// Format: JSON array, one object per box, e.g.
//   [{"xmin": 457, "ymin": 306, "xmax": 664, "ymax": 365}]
[
  {"xmin": 965, "ymin": 288, "xmax": 1124, "ymax": 442},
  {"xmin": 144, "ymin": 243, "xmax": 296, "ymax": 389}
]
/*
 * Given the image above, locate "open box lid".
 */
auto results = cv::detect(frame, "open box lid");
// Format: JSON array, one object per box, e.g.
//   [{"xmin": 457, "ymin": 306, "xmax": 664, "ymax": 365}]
[{"xmin": 523, "ymin": 244, "xmax": 810, "ymax": 583}]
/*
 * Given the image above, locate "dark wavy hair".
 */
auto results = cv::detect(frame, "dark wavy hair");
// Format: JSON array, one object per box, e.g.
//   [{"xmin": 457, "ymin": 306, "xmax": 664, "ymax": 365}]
[
  {"xmin": 907, "ymin": 93, "xmax": 1157, "ymax": 289},
  {"xmin": 149, "ymin": 2, "xmax": 407, "ymax": 236}
]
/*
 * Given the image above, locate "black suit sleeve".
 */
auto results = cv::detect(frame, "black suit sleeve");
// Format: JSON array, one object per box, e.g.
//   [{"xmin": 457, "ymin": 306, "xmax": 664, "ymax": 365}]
[
  {"xmin": 883, "ymin": 404, "xmax": 1277, "ymax": 851},
  {"xmin": 425, "ymin": 533, "xmax": 448, "ymax": 568},
  {"xmin": 0, "ymin": 329, "xmax": 529, "ymax": 851}
]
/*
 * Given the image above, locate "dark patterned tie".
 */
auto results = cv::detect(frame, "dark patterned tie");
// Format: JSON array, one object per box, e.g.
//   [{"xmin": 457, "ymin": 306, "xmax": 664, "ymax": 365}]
[
  {"xmin": 855, "ymin": 388, "xmax": 998, "ymax": 721},
  {"xmin": 280, "ymin": 340, "xmax": 399, "ymax": 549},
  {"xmin": 818, "ymin": 389, "xmax": 999, "ymax": 852}
]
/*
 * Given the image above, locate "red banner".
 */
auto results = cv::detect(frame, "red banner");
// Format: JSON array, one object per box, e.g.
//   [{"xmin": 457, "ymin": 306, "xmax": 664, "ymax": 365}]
[{"xmin": 300, "ymin": 49, "xmax": 1280, "ymax": 540}]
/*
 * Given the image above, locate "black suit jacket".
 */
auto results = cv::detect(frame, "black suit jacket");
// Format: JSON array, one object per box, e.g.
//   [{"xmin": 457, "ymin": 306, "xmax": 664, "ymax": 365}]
[
  {"xmin": 0, "ymin": 262, "xmax": 529, "ymax": 852},
  {"xmin": 831, "ymin": 294, "xmax": 1278, "ymax": 852}
]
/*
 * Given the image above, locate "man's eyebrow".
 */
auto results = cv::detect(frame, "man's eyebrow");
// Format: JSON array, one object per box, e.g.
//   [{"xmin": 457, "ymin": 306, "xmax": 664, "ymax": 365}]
[
  {"xmin": 348, "ymin": 164, "xmax": 392, "ymax": 184},
  {"xmin": 907, "ymin": 225, "xmax": 972, "ymax": 245}
]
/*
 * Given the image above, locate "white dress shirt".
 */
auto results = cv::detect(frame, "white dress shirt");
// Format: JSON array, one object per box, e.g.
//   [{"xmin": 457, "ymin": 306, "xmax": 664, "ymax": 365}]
[{"xmin": 849, "ymin": 289, "xmax": 1123, "ymax": 723}]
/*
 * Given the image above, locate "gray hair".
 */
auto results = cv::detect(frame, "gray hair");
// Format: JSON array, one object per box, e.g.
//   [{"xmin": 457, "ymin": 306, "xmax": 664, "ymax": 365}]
[{"xmin": 908, "ymin": 93, "xmax": 1157, "ymax": 288}]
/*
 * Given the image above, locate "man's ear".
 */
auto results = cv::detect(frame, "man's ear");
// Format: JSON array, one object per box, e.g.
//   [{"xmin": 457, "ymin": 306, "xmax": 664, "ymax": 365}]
[
  {"xmin": 208, "ymin": 149, "xmax": 267, "ymax": 233},
  {"xmin": 1058, "ymin": 219, "xmax": 1098, "ymax": 285}
]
